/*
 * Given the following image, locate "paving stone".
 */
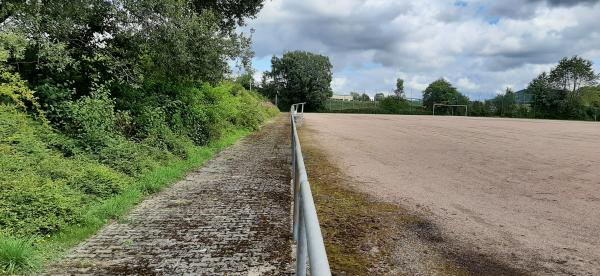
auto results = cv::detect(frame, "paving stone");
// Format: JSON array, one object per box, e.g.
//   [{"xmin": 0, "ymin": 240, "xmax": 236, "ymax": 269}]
[{"xmin": 46, "ymin": 115, "xmax": 294, "ymax": 275}]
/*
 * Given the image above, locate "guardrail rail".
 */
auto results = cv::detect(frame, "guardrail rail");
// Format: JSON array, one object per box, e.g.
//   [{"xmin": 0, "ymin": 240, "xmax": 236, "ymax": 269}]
[{"xmin": 290, "ymin": 103, "xmax": 331, "ymax": 276}]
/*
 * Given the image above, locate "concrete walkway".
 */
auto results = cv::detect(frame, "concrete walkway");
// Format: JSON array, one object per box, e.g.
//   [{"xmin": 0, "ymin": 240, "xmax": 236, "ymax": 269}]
[{"xmin": 46, "ymin": 115, "xmax": 293, "ymax": 275}]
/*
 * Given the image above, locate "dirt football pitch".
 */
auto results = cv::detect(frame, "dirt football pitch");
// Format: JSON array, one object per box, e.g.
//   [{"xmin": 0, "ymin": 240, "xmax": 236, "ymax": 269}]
[{"xmin": 303, "ymin": 113, "xmax": 600, "ymax": 275}]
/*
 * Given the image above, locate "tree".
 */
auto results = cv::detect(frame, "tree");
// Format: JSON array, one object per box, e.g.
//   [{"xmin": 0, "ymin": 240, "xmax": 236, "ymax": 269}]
[
  {"xmin": 489, "ymin": 87, "xmax": 517, "ymax": 117},
  {"xmin": 549, "ymin": 56, "xmax": 598, "ymax": 94},
  {"xmin": 527, "ymin": 72, "xmax": 566, "ymax": 118},
  {"xmin": 358, "ymin": 93, "xmax": 371, "ymax": 101},
  {"xmin": 394, "ymin": 78, "xmax": 404, "ymax": 98},
  {"xmin": 422, "ymin": 78, "xmax": 468, "ymax": 110},
  {"xmin": 190, "ymin": 0, "xmax": 265, "ymax": 30},
  {"xmin": 380, "ymin": 96, "xmax": 408, "ymax": 113},
  {"xmin": 235, "ymin": 72, "xmax": 255, "ymax": 91},
  {"xmin": 264, "ymin": 51, "xmax": 333, "ymax": 110},
  {"xmin": 374, "ymin": 93, "xmax": 385, "ymax": 101},
  {"xmin": 350, "ymin": 92, "xmax": 361, "ymax": 100},
  {"xmin": 1, "ymin": 0, "xmax": 258, "ymax": 91},
  {"xmin": 468, "ymin": 101, "xmax": 489, "ymax": 117},
  {"xmin": 0, "ymin": 0, "xmax": 264, "ymax": 129}
]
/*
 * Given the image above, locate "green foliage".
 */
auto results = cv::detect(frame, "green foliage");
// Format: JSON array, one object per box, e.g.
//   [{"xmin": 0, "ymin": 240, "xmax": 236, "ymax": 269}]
[
  {"xmin": 580, "ymin": 86, "xmax": 600, "ymax": 107},
  {"xmin": 380, "ymin": 96, "xmax": 410, "ymax": 113},
  {"xmin": 264, "ymin": 51, "xmax": 333, "ymax": 111},
  {"xmin": 356, "ymin": 93, "xmax": 371, "ymax": 101},
  {"xmin": 0, "ymin": 1, "xmax": 276, "ymax": 272},
  {"xmin": 0, "ymin": 80, "xmax": 277, "ymax": 238},
  {"xmin": 395, "ymin": 78, "xmax": 404, "ymax": 98},
  {"xmin": 321, "ymin": 99, "xmax": 428, "ymax": 115},
  {"xmin": 465, "ymin": 57, "xmax": 598, "ymax": 120},
  {"xmin": 549, "ymin": 56, "xmax": 598, "ymax": 93},
  {"xmin": 422, "ymin": 78, "xmax": 469, "ymax": 111},
  {"xmin": 63, "ymin": 93, "xmax": 116, "ymax": 150},
  {"xmin": 468, "ymin": 101, "xmax": 489, "ymax": 117},
  {"xmin": 0, "ymin": 236, "xmax": 33, "ymax": 272},
  {"xmin": 0, "ymin": 68, "xmax": 44, "ymax": 119},
  {"xmin": 0, "ymin": 105, "xmax": 126, "ymax": 236},
  {"xmin": 517, "ymin": 56, "xmax": 599, "ymax": 120},
  {"xmin": 487, "ymin": 88, "xmax": 518, "ymax": 117},
  {"xmin": 190, "ymin": 0, "xmax": 266, "ymax": 30}
]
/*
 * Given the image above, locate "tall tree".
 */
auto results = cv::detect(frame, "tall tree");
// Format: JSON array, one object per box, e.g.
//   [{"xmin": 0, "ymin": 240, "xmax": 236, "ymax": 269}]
[
  {"xmin": 264, "ymin": 51, "xmax": 333, "ymax": 110},
  {"xmin": 422, "ymin": 78, "xmax": 468, "ymax": 110},
  {"xmin": 190, "ymin": 0, "xmax": 265, "ymax": 30},
  {"xmin": 394, "ymin": 78, "xmax": 404, "ymax": 98},
  {"xmin": 527, "ymin": 72, "xmax": 566, "ymax": 118},
  {"xmin": 0, "ymin": 0, "xmax": 259, "ymax": 96},
  {"xmin": 549, "ymin": 56, "xmax": 598, "ymax": 94}
]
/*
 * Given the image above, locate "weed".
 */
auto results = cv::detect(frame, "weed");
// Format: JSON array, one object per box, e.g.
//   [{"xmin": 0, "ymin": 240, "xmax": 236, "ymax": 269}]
[{"xmin": 0, "ymin": 236, "xmax": 34, "ymax": 273}]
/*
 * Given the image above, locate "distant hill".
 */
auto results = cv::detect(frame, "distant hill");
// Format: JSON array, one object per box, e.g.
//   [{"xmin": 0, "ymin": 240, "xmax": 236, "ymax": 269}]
[{"xmin": 515, "ymin": 89, "xmax": 533, "ymax": 104}]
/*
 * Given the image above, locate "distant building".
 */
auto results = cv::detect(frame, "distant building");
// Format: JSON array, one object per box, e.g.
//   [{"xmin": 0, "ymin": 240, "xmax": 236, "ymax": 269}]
[{"xmin": 331, "ymin": 94, "xmax": 353, "ymax": 101}]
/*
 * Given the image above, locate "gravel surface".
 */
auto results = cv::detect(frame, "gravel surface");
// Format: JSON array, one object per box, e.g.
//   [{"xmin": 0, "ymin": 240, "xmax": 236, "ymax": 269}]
[
  {"xmin": 303, "ymin": 113, "xmax": 600, "ymax": 276},
  {"xmin": 46, "ymin": 115, "xmax": 293, "ymax": 275}
]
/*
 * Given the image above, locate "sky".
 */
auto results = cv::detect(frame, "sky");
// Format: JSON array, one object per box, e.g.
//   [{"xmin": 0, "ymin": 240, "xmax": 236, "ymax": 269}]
[{"xmin": 243, "ymin": 0, "xmax": 600, "ymax": 100}]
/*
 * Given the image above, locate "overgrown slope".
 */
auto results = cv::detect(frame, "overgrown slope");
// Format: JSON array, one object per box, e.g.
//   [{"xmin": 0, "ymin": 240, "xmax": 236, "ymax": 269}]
[{"xmin": 0, "ymin": 83, "xmax": 278, "ymax": 273}]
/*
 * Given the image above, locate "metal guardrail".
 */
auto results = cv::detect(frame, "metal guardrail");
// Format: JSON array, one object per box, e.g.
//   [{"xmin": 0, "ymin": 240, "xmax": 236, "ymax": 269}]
[{"xmin": 290, "ymin": 103, "xmax": 331, "ymax": 276}]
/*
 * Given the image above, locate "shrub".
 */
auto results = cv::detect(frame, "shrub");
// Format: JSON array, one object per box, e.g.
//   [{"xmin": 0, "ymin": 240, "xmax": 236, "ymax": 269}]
[
  {"xmin": 66, "ymin": 165, "xmax": 129, "ymax": 199},
  {"xmin": 0, "ymin": 177, "xmax": 84, "ymax": 236},
  {"xmin": 380, "ymin": 96, "xmax": 410, "ymax": 113},
  {"xmin": 63, "ymin": 93, "xmax": 116, "ymax": 150},
  {"xmin": 0, "ymin": 80, "xmax": 278, "ymax": 271},
  {"xmin": 0, "ymin": 105, "xmax": 130, "ymax": 235},
  {"xmin": 95, "ymin": 138, "xmax": 164, "ymax": 176},
  {"xmin": 0, "ymin": 68, "xmax": 45, "ymax": 120}
]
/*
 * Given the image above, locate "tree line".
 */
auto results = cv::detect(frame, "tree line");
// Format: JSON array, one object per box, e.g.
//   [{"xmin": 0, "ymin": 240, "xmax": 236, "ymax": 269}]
[
  {"xmin": 261, "ymin": 51, "xmax": 600, "ymax": 120},
  {"xmin": 469, "ymin": 56, "xmax": 600, "ymax": 120}
]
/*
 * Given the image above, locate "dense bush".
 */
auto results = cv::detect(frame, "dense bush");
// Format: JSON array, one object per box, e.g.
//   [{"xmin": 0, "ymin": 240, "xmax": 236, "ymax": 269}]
[
  {"xmin": 379, "ymin": 97, "xmax": 410, "ymax": 113},
  {"xmin": 0, "ymin": 80, "xmax": 277, "ymax": 238},
  {"xmin": 1, "ymin": 1, "xmax": 275, "ymax": 271}
]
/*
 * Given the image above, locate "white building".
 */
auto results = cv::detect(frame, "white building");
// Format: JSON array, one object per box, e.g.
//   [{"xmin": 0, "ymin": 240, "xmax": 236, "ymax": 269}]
[{"xmin": 331, "ymin": 94, "xmax": 353, "ymax": 101}]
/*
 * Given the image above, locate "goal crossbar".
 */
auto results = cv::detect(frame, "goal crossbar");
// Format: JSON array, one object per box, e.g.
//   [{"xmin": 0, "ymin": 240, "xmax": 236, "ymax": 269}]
[{"xmin": 433, "ymin": 103, "xmax": 468, "ymax": 116}]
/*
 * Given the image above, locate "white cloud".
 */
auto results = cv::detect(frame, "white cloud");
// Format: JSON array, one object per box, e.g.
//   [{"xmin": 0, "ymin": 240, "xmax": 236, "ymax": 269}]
[
  {"xmin": 245, "ymin": 0, "xmax": 600, "ymax": 100},
  {"xmin": 456, "ymin": 77, "xmax": 480, "ymax": 91},
  {"xmin": 331, "ymin": 77, "xmax": 348, "ymax": 92}
]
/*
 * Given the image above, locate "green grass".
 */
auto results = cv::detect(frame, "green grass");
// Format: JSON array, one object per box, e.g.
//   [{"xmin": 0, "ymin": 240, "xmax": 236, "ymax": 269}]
[
  {"xmin": 1, "ymin": 128, "xmax": 249, "ymax": 275},
  {"xmin": 0, "ymin": 237, "xmax": 34, "ymax": 273}
]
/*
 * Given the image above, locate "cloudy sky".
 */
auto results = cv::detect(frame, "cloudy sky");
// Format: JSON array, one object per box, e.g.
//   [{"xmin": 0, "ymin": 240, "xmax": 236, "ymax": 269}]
[{"xmin": 244, "ymin": 0, "xmax": 600, "ymax": 100}]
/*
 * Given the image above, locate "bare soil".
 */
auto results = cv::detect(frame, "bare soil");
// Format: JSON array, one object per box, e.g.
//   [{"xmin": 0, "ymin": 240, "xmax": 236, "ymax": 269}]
[{"xmin": 302, "ymin": 113, "xmax": 600, "ymax": 276}]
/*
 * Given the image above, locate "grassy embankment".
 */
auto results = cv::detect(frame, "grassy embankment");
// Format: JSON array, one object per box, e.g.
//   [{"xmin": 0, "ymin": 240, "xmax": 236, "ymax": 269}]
[{"xmin": 0, "ymin": 83, "xmax": 278, "ymax": 274}]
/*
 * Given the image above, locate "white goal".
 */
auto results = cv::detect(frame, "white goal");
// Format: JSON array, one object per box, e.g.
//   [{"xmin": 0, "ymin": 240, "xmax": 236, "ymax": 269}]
[{"xmin": 433, "ymin": 103, "xmax": 468, "ymax": 116}]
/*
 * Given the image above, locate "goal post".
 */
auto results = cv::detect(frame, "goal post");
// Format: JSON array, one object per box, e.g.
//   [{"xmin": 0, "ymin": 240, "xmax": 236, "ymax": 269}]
[{"xmin": 433, "ymin": 103, "xmax": 468, "ymax": 116}]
